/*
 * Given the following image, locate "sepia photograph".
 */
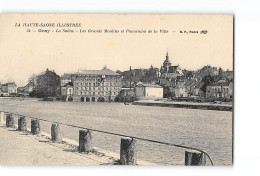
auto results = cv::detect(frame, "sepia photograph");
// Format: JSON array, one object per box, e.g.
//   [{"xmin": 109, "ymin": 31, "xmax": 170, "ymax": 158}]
[{"xmin": 0, "ymin": 14, "xmax": 233, "ymax": 166}]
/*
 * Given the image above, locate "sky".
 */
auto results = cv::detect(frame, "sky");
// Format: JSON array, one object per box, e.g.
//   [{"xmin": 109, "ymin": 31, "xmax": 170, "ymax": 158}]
[{"xmin": 0, "ymin": 14, "xmax": 233, "ymax": 86}]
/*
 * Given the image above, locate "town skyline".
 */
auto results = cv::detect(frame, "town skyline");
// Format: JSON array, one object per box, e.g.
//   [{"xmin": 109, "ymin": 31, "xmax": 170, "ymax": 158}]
[
  {"xmin": 0, "ymin": 51, "xmax": 233, "ymax": 87},
  {"xmin": 0, "ymin": 15, "xmax": 233, "ymax": 87}
]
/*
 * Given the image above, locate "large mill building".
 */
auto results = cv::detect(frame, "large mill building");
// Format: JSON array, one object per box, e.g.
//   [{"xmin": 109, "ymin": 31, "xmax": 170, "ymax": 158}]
[{"xmin": 61, "ymin": 66, "xmax": 122, "ymax": 102}]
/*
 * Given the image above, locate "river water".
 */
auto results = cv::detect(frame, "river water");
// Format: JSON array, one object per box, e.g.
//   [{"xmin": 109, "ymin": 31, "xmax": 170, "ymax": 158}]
[{"xmin": 0, "ymin": 98, "xmax": 232, "ymax": 165}]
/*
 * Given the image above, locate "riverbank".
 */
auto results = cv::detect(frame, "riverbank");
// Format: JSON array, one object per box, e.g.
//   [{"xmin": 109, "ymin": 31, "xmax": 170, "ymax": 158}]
[
  {"xmin": 0, "ymin": 125, "xmax": 116, "ymax": 165},
  {"xmin": 0, "ymin": 120, "xmax": 155, "ymax": 165},
  {"xmin": 0, "ymin": 98, "xmax": 232, "ymax": 165},
  {"xmin": 132, "ymin": 100, "xmax": 233, "ymax": 111}
]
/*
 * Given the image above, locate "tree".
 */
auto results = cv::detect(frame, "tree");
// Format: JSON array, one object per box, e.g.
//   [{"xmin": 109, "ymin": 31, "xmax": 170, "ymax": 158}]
[
  {"xmin": 28, "ymin": 74, "xmax": 37, "ymax": 90},
  {"xmin": 146, "ymin": 65, "xmax": 157, "ymax": 79},
  {"xmin": 200, "ymin": 75, "xmax": 214, "ymax": 93},
  {"xmin": 186, "ymin": 71, "xmax": 193, "ymax": 79},
  {"xmin": 33, "ymin": 69, "xmax": 61, "ymax": 98},
  {"xmin": 218, "ymin": 67, "xmax": 224, "ymax": 80}
]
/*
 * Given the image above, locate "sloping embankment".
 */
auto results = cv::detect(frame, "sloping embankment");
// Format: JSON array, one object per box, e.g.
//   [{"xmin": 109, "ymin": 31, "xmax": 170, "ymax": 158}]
[{"xmin": 132, "ymin": 101, "xmax": 232, "ymax": 111}]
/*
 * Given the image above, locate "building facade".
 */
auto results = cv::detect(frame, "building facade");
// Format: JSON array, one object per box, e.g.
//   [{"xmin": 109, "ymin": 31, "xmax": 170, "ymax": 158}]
[
  {"xmin": 0, "ymin": 82, "xmax": 17, "ymax": 96},
  {"xmin": 62, "ymin": 67, "xmax": 122, "ymax": 102},
  {"xmin": 61, "ymin": 74, "xmax": 73, "ymax": 87},
  {"xmin": 61, "ymin": 82, "xmax": 74, "ymax": 101},
  {"xmin": 173, "ymin": 82, "xmax": 188, "ymax": 97},
  {"xmin": 206, "ymin": 80, "xmax": 233, "ymax": 98},
  {"xmin": 135, "ymin": 82, "xmax": 163, "ymax": 99}
]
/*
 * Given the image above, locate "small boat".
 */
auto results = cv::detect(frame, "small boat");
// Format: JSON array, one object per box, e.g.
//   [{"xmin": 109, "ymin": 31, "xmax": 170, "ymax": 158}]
[
  {"xmin": 42, "ymin": 97, "xmax": 54, "ymax": 101},
  {"xmin": 124, "ymin": 102, "xmax": 131, "ymax": 105}
]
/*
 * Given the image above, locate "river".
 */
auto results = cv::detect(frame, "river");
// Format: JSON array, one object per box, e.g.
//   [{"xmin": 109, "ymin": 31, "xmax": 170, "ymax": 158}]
[{"xmin": 0, "ymin": 98, "xmax": 232, "ymax": 165}]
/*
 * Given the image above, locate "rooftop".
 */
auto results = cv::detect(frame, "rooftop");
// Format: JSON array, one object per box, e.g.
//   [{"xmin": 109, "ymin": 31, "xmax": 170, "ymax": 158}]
[
  {"xmin": 61, "ymin": 74, "xmax": 74, "ymax": 79},
  {"xmin": 211, "ymin": 81, "xmax": 232, "ymax": 87},
  {"xmin": 76, "ymin": 67, "xmax": 120, "ymax": 76},
  {"xmin": 136, "ymin": 82, "xmax": 162, "ymax": 88},
  {"xmin": 62, "ymin": 82, "xmax": 73, "ymax": 87}
]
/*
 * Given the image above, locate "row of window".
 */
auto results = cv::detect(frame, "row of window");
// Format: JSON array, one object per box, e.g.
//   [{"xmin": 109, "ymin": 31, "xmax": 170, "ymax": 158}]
[
  {"xmin": 212, "ymin": 88, "xmax": 229, "ymax": 93},
  {"xmin": 75, "ymin": 91, "xmax": 118, "ymax": 96},
  {"xmin": 76, "ymin": 87, "xmax": 121, "ymax": 91},
  {"xmin": 76, "ymin": 82, "xmax": 121, "ymax": 87},
  {"xmin": 76, "ymin": 77, "xmax": 121, "ymax": 82}
]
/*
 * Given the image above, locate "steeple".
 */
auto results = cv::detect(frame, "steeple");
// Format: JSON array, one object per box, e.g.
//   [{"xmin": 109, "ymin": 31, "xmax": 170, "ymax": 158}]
[{"xmin": 163, "ymin": 52, "xmax": 171, "ymax": 67}]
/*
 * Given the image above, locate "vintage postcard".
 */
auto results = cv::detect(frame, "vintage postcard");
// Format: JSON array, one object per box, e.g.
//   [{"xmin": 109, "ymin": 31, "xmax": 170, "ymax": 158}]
[{"xmin": 0, "ymin": 14, "xmax": 233, "ymax": 166}]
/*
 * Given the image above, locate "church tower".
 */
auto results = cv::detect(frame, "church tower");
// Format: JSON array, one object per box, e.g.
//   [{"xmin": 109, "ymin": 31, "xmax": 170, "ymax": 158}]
[{"xmin": 162, "ymin": 52, "xmax": 171, "ymax": 72}]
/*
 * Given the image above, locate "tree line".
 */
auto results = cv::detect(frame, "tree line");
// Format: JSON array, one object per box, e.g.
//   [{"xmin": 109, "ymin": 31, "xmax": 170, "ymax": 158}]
[{"xmin": 29, "ymin": 69, "xmax": 61, "ymax": 98}]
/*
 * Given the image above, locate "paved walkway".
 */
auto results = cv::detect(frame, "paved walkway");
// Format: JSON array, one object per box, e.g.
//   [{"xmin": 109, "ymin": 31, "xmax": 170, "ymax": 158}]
[{"xmin": 0, "ymin": 125, "xmax": 116, "ymax": 165}]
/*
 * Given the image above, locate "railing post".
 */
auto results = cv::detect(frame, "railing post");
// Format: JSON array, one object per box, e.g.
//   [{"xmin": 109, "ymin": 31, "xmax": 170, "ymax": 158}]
[
  {"xmin": 6, "ymin": 113, "xmax": 15, "ymax": 128},
  {"xmin": 18, "ymin": 116, "xmax": 27, "ymax": 131},
  {"xmin": 79, "ymin": 130, "xmax": 93, "ymax": 152},
  {"xmin": 31, "ymin": 119, "xmax": 41, "ymax": 135},
  {"xmin": 0, "ymin": 111, "xmax": 4, "ymax": 124},
  {"xmin": 185, "ymin": 150, "xmax": 206, "ymax": 166},
  {"xmin": 51, "ymin": 123, "xmax": 62, "ymax": 142},
  {"xmin": 120, "ymin": 137, "xmax": 137, "ymax": 165}
]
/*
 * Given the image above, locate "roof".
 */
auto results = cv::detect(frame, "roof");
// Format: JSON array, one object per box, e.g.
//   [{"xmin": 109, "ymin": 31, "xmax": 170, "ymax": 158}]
[
  {"xmin": 168, "ymin": 66, "xmax": 178, "ymax": 73},
  {"xmin": 62, "ymin": 82, "xmax": 73, "ymax": 87},
  {"xmin": 159, "ymin": 79, "xmax": 173, "ymax": 86},
  {"xmin": 211, "ymin": 82, "xmax": 231, "ymax": 87},
  {"xmin": 184, "ymin": 80, "xmax": 194, "ymax": 86},
  {"xmin": 136, "ymin": 83, "xmax": 162, "ymax": 88},
  {"xmin": 76, "ymin": 68, "xmax": 120, "ymax": 76},
  {"xmin": 194, "ymin": 81, "xmax": 204, "ymax": 89},
  {"xmin": 2, "ymin": 82, "xmax": 16, "ymax": 86},
  {"xmin": 61, "ymin": 74, "xmax": 74, "ymax": 79}
]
